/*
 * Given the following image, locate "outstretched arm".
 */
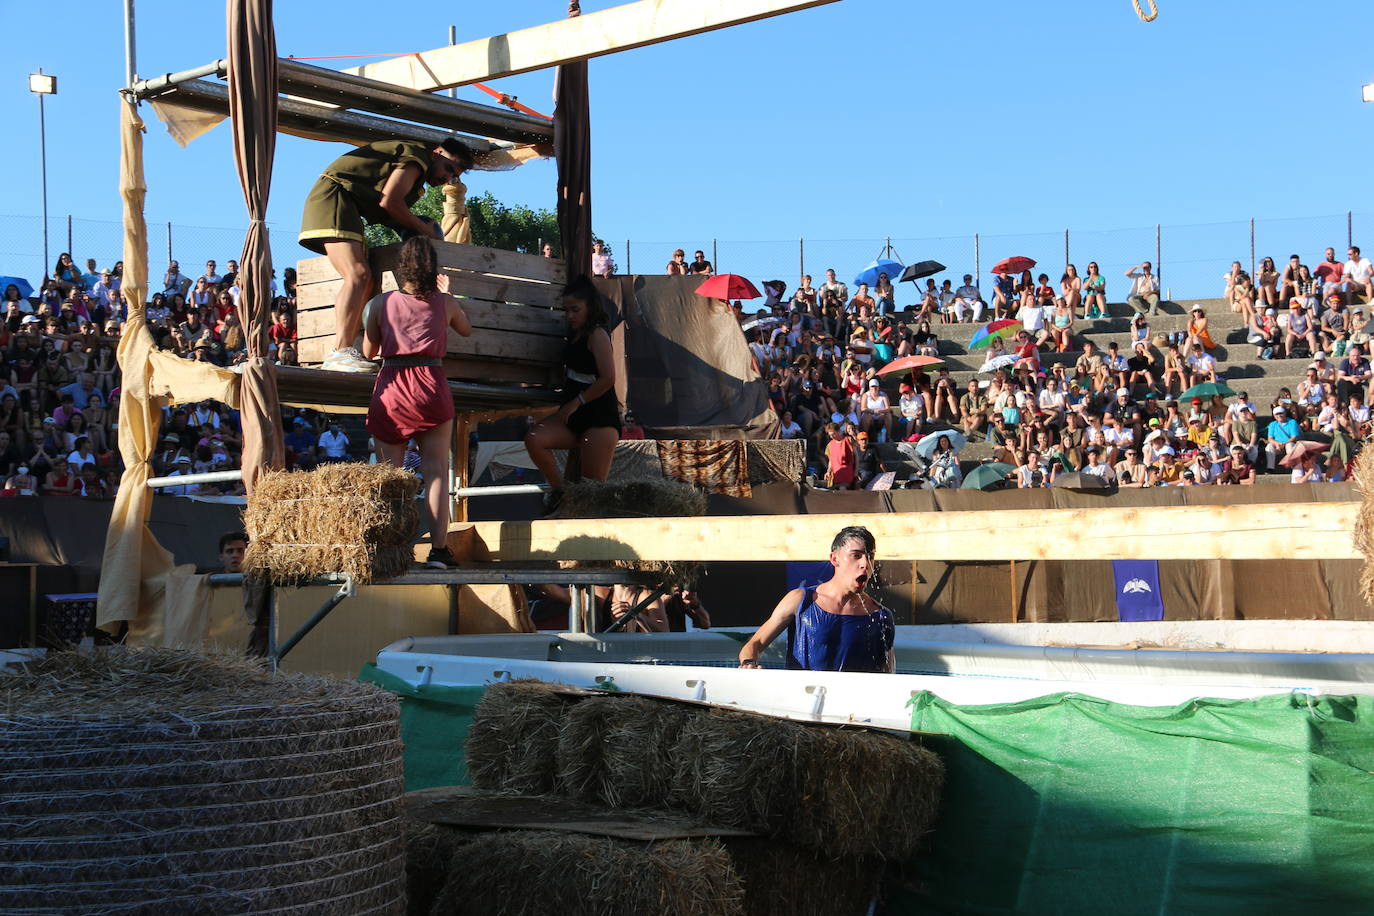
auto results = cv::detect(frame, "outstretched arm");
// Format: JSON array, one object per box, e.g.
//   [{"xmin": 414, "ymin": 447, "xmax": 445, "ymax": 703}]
[{"xmin": 738, "ymin": 588, "xmax": 804, "ymax": 668}]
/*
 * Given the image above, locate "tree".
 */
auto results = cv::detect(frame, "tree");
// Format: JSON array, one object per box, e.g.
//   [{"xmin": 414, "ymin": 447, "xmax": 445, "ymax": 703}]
[{"xmin": 363, "ymin": 188, "xmax": 565, "ymax": 255}]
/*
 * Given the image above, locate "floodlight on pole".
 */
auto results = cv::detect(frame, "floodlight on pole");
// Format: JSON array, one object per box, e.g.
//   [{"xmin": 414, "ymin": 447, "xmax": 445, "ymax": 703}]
[
  {"xmin": 29, "ymin": 69, "xmax": 56, "ymax": 278},
  {"xmin": 1363, "ymin": 83, "xmax": 1374, "ymax": 104}
]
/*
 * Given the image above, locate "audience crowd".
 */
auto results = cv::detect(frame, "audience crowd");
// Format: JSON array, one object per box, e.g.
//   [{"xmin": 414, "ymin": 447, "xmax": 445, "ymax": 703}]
[
  {"xmin": 0, "ymin": 253, "xmax": 351, "ymax": 498},
  {"xmin": 734, "ymin": 245, "xmax": 1371, "ymax": 489},
  {"xmin": 2, "ymin": 240, "xmax": 1368, "ymax": 496}
]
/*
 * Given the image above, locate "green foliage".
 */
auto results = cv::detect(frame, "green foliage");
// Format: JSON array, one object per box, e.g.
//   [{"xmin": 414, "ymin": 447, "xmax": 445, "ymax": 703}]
[{"xmin": 363, "ymin": 188, "xmax": 565, "ymax": 255}]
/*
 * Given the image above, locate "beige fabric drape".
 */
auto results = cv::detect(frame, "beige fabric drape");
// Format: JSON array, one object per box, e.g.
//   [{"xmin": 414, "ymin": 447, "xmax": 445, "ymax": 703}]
[
  {"xmin": 228, "ymin": 0, "xmax": 285, "ymax": 493},
  {"xmin": 441, "ymin": 181, "xmax": 472, "ymax": 244},
  {"xmin": 96, "ymin": 102, "xmax": 176, "ymax": 630}
]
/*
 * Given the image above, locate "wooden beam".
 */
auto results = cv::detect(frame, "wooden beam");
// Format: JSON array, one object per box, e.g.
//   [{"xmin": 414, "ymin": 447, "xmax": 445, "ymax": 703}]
[
  {"xmin": 468, "ymin": 503, "xmax": 1360, "ymax": 563},
  {"xmin": 346, "ymin": 0, "xmax": 843, "ymax": 91}
]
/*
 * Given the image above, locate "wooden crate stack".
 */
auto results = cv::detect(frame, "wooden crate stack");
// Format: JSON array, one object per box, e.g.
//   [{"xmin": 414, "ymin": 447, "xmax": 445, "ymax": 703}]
[{"xmin": 295, "ymin": 241, "xmax": 567, "ymax": 387}]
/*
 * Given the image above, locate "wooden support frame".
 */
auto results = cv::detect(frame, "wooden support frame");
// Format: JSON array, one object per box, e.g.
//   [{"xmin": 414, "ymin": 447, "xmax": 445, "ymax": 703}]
[
  {"xmin": 468, "ymin": 503, "xmax": 1360, "ymax": 563},
  {"xmin": 346, "ymin": 0, "xmax": 844, "ymax": 91}
]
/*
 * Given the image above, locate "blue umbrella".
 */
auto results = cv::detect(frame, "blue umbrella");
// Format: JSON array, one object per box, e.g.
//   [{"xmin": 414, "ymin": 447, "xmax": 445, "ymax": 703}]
[
  {"xmin": 0, "ymin": 276, "xmax": 34, "ymax": 299},
  {"xmin": 853, "ymin": 259, "xmax": 905, "ymax": 290}
]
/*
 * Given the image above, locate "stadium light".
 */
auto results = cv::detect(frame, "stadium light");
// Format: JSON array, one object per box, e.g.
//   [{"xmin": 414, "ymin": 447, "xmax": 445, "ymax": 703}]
[{"xmin": 29, "ymin": 69, "xmax": 57, "ymax": 275}]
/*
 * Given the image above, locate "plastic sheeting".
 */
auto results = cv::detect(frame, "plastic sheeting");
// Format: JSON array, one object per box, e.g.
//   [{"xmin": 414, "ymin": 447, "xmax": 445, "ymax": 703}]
[
  {"xmin": 903, "ymin": 691, "xmax": 1374, "ymax": 914},
  {"xmin": 357, "ymin": 663, "xmax": 483, "ymax": 791}
]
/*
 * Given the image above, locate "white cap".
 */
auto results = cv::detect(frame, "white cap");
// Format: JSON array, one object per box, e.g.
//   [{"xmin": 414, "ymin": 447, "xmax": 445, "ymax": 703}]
[
  {"xmin": 1157, "ymin": 445, "xmax": 1176, "ymax": 456},
  {"xmin": 1273, "ymin": 405, "xmax": 1286, "ymax": 414},
  {"xmin": 1116, "ymin": 387, "xmax": 1130, "ymax": 398},
  {"xmin": 1265, "ymin": 308, "xmax": 1276, "ymax": 316},
  {"xmin": 1314, "ymin": 351, "xmax": 1327, "ymax": 360}
]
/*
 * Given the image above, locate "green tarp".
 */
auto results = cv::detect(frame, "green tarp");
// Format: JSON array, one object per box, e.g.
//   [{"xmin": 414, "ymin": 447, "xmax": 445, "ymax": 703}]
[
  {"xmin": 358, "ymin": 663, "xmax": 484, "ymax": 791},
  {"xmin": 901, "ymin": 691, "xmax": 1374, "ymax": 915}
]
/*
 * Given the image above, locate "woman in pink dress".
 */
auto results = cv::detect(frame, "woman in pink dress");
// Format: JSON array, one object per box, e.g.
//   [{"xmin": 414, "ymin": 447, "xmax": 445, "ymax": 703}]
[{"xmin": 363, "ymin": 237, "xmax": 472, "ymax": 567}]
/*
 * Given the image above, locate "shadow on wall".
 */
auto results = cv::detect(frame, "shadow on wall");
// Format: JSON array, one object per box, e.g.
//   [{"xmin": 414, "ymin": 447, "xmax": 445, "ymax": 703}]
[{"xmin": 892, "ymin": 690, "xmax": 1374, "ymax": 915}]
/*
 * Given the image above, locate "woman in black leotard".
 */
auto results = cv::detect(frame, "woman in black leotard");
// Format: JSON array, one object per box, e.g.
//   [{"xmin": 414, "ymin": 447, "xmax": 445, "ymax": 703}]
[{"xmin": 524, "ymin": 275, "xmax": 620, "ymax": 513}]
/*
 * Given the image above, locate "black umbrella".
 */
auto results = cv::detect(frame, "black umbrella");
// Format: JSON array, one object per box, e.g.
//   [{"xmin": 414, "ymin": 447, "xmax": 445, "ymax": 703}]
[
  {"xmin": 1052, "ymin": 472, "xmax": 1113, "ymax": 491},
  {"xmin": 899, "ymin": 260, "xmax": 946, "ymax": 283}
]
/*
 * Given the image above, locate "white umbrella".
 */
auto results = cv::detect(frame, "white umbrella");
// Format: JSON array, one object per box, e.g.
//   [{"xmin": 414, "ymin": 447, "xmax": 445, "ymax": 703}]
[
  {"xmin": 914, "ymin": 429, "xmax": 967, "ymax": 460},
  {"xmin": 979, "ymin": 354, "xmax": 1015, "ymax": 373}
]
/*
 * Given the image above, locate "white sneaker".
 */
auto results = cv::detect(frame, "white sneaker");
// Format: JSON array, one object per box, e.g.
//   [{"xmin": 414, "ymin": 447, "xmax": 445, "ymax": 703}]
[{"xmin": 321, "ymin": 347, "xmax": 378, "ymax": 373}]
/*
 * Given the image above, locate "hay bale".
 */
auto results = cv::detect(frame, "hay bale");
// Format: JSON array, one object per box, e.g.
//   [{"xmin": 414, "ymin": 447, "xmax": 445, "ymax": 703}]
[
  {"xmin": 725, "ymin": 838, "xmax": 884, "ymax": 916},
  {"xmin": 555, "ymin": 476, "xmax": 707, "ymax": 519},
  {"xmin": 243, "ymin": 462, "xmax": 420, "ymax": 584},
  {"xmin": 0, "ymin": 648, "xmax": 406, "ymax": 915},
  {"xmin": 465, "ymin": 680, "xmax": 574, "ymax": 794},
  {"xmin": 403, "ymin": 819, "xmax": 469, "ymax": 916},
  {"xmin": 555, "ymin": 695, "xmax": 620, "ymax": 801},
  {"xmin": 1354, "ymin": 457, "xmax": 1374, "ymax": 606},
  {"xmin": 430, "ymin": 829, "xmax": 744, "ymax": 916},
  {"xmin": 670, "ymin": 709, "xmax": 944, "ymax": 861},
  {"xmin": 595, "ymin": 696, "xmax": 692, "ymax": 810}
]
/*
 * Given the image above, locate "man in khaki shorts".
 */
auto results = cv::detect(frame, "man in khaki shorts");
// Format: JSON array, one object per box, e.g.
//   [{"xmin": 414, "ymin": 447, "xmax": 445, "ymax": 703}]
[{"xmin": 299, "ymin": 138, "xmax": 473, "ymax": 372}]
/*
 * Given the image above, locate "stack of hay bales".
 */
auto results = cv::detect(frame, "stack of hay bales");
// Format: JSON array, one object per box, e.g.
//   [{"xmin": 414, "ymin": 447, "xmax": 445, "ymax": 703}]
[
  {"xmin": 417, "ymin": 680, "xmax": 944, "ymax": 916},
  {"xmin": 243, "ymin": 462, "xmax": 420, "ymax": 583},
  {"xmin": 0, "ymin": 648, "xmax": 407, "ymax": 914}
]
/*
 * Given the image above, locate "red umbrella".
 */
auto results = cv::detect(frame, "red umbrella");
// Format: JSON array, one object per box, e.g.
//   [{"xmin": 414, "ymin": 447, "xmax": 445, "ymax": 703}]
[
  {"xmin": 992, "ymin": 256, "xmax": 1037, "ymax": 275},
  {"xmin": 696, "ymin": 274, "xmax": 761, "ymax": 300},
  {"xmin": 1278, "ymin": 439, "xmax": 1328, "ymax": 469},
  {"xmin": 876, "ymin": 354, "xmax": 945, "ymax": 376}
]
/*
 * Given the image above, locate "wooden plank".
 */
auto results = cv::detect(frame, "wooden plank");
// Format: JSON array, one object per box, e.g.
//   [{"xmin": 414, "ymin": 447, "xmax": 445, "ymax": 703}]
[
  {"xmin": 346, "ymin": 0, "xmax": 843, "ymax": 91},
  {"xmin": 468, "ymin": 503, "xmax": 1361, "ymax": 563},
  {"xmin": 296, "ymin": 296, "xmax": 565, "ymax": 339},
  {"xmin": 295, "ymin": 271, "xmax": 563, "ymax": 311},
  {"xmin": 405, "ymin": 786, "xmax": 757, "ymax": 841},
  {"xmin": 296, "ymin": 308, "xmax": 563, "ymax": 363},
  {"xmin": 299, "ymin": 242, "xmax": 566, "ymax": 287}
]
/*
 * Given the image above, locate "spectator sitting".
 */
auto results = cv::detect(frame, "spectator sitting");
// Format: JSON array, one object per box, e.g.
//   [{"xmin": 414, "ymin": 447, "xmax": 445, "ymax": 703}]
[
  {"xmin": 687, "ymin": 250, "xmax": 713, "ymax": 276},
  {"xmin": 952, "ymin": 275, "xmax": 984, "ymax": 323},
  {"xmin": 317, "ymin": 420, "xmax": 350, "ymax": 463},
  {"xmin": 1264, "ymin": 405, "xmax": 1301, "ymax": 469},
  {"xmin": 666, "ymin": 248, "xmax": 687, "ymax": 275},
  {"xmin": 853, "ymin": 430, "xmax": 885, "ymax": 488},
  {"xmin": 1285, "ymin": 302, "xmax": 1319, "ymax": 358},
  {"xmin": 1345, "ymin": 246, "xmax": 1373, "ymax": 304}
]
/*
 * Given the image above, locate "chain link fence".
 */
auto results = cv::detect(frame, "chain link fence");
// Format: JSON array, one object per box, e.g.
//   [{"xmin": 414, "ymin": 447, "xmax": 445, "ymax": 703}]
[{"xmin": 0, "ymin": 211, "xmax": 1368, "ymax": 303}]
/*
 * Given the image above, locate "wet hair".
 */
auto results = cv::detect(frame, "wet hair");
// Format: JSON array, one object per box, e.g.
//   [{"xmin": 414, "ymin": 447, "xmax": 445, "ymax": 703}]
[
  {"xmin": 395, "ymin": 236, "xmax": 439, "ymax": 297},
  {"xmin": 562, "ymin": 275, "xmax": 609, "ymax": 330},
  {"xmin": 437, "ymin": 138, "xmax": 475, "ymax": 171},
  {"xmin": 831, "ymin": 525, "xmax": 875, "ymax": 555}
]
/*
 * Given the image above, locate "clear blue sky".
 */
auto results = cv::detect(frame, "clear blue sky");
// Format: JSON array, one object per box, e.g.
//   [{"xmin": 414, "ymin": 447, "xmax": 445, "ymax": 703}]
[{"xmin": 1, "ymin": 0, "xmax": 1372, "ymax": 296}]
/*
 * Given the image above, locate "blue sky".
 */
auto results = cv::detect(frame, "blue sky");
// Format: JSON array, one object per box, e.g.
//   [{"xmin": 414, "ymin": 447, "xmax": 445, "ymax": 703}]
[{"xmin": 1, "ymin": 0, "xmax": 1372, "ymax": 296}]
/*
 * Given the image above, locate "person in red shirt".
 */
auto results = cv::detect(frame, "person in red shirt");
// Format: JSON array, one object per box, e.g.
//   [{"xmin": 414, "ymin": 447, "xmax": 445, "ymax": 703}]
[
  {"xmin": 270, "ymin": 312, "xmax": 298, "ymax": 348},
  {"xmin": 1315, "ymin": 247, "xmax": 1345, "ymax": 300},
  {"xmin": 824, "ymin": 422, "xmax": 856, "ymax": 489}
]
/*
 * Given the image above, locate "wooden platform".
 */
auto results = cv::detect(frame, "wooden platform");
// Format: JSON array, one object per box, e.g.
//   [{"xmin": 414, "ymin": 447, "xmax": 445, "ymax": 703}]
[{"xmin": 296, "ymin": 240, "xmax": 567, "ymax": 387}]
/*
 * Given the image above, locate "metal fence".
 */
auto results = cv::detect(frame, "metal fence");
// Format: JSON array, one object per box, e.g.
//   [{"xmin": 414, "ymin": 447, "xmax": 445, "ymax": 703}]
[
  {"xmin": 0, "ymin": 210, "xmax": 1367, "ymax": 304},
  {"xmin": 622, "ymin": 211, "xmax": 1367, "ymax": 305}
]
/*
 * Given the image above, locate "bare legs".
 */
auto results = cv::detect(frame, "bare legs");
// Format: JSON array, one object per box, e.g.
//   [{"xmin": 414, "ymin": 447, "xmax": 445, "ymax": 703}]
[
  {"xmin": 323, "ymin": 240, "xmax": 373, "ymax": 352},
  {"xmin": 525, "ymin": 420, "xmax": 620, "ymax": 491},
  {"xmin": 376, "ymin": 419, "xmax": 453, "ymax": 549}
]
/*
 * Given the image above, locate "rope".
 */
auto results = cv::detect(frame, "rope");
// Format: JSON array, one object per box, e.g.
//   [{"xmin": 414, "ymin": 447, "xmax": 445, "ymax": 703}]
[
  {"xmin": 1132, "ymin": 0, "xmax": 1159, "ymax": 21},
  {"xmin": 472, "ymin": 82, "xmax": 553, "ymax": 120}
]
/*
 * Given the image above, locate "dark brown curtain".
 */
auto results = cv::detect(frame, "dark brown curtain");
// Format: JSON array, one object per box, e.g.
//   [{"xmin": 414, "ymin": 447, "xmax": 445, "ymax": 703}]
[
  {"xmin": 554, "ymin": 2, "xmax": 592, "ymax": 279},
  {"xmin": 227, "ymin": 0, "xmax": 284, "ymax": 493}
]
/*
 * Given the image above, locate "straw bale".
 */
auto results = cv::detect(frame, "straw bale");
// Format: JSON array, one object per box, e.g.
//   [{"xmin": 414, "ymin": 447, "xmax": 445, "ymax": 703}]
[
  {"xmin": 670, "ymin": 709, "xmax": 944, "ymax": 861},
  {"xmin": 0, "ymin": 648, "xmax": 406, "ymax": 915},
  {"xmin": 555, "ymin": 694, "xmax": 620, "ymax": 801},
  {"xmin": 591, "ymin": 696, "xmax": 693, "ymax": 810},
  {"xmin": 404, "ymin": 819, "xmax": 470, "ymax": 916},
  {"xmin": 725, "ymin": 838, "xmax": 885, "ymax": 916},
  {"xmin": 242, "ymin": 461, "xmax": 420, "ymax": 584},
  {"xmin": 1354, "ymin": 457, "xmax": 1374, "ymax": 606},
  {"xmin": 430, "ymin": 828, "xmax": 745, "ymax": 916},
  {"xmin": 555, "ymin": 475, "xmax": 707, "ymax": 520},
  {"xmin": 465, "ymin": 679, "xmax": 576, "ymax": 794}
]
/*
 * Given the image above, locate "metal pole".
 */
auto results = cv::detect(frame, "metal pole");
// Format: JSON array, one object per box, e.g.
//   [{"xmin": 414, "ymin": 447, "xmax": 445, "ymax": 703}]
[
  {"xmin": 1064, "ymin": 228, "xmax": 1069, "ymax": 270},
  {"xmin": 799, "ymin": 238, "xmax": 804, "ymax": 281},
  {"xmin": 712, "ymin": 238, "xmax": 717, "ymax": 274},
  {"xmin": 66, "ymin": 214, "xmax": 72, "ymax": 258},
  {"xmin": 1349, "ymin": 211, "xmax": 1354, "ymax": 249},
  {"xmin": 1155, "ymin": 224, "xmax": 1162, "ymax": 287},
  {"xmin": 448, "ymin": 26, "xmax": 457, "ymax": 99},
  {"xmin": 37, "ymin": 88, "xmax": 48, "ymax": 277},
  {"xmin": 974, "ymin": 233, "xmax": 980, "ymax": 282},
  {"xmin": 625, "ymin": 239, "xmax": 631, "ymax": 275},
  {"xmin": 123, "ymin": 0, "xmax": 138, "ymax": 88},
  {"xmin": 1249, "ymin": 218, "xmax": 1256, "ymax": 280},
  {"xmin": 167, "ymin": 221, "xmax": 173, "ymax": 266}
]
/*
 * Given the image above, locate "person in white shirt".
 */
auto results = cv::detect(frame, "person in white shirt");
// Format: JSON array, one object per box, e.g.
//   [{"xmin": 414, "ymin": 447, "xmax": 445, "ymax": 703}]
[
  {"xmin": 1344, "ymin": 246, "xmax": 1373, "ymax": 304},
  {"xmin": 162, "ymin": 456, "xmax": 195, "ymax": 496},
  {"xmin": 318, "ymin": 421, "xmax": 350, "ymax": 462},
  {"xmin": 1186, "ymin": 349, "xmax": 1217, "ymax": 382},
  {"xmin": 190, "ymin": 402, "xmax": 221, "ymax": 430},
  {"xmin": 198, "ymin": 260, "xmax": 222, "ymax": 287},
  {"xmin": 953, "ymin": 275, "xmax": 985, "ymax": 323},
  {"xmin": 1125, "ymin": 262, "xmax": 1161, "ymax": 315},
  {"xmin": 1081, "ymin": 447, "xmax": 1115, "ymax": 480},
  {"xmin": 1016, "ymin": 451, "xmax": 1049, "ymax": 488},
  {"xmin": 162, "ymin": 261, "xmax": 190, "ymax": 297}
]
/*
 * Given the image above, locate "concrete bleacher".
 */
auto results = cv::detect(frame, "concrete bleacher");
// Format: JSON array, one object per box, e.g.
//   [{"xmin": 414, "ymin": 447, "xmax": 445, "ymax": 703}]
[{"xmin": 871, "ymin": 297, "xmax": 1324, "ymax": 483}]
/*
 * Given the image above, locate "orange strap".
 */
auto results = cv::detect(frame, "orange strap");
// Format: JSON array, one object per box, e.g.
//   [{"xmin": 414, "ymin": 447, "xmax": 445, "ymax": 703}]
[{"xmin": 472, "ymin": 82, "xmax": 553, "ymax": 120}]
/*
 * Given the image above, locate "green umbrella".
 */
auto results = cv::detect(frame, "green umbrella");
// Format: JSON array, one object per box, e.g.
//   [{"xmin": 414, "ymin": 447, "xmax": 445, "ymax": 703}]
[
  {"xmin": 1178, "ymin": 381, "xmax": 1236, "ymax": 400},
  {"xmin": 962, "ymin": 462, "xmax": 1016, "ymax": 490}
]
